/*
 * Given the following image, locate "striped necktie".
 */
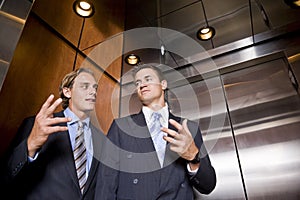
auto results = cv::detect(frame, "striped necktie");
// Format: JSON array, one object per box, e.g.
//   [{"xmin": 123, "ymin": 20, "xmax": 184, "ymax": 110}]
[
  {"xmin": 74, "ymin": 121, "xmax": 87, "ymax": 194},
  {"xmin": 149, "ymin": 112, "xmax": 166, "ymax": 167}
]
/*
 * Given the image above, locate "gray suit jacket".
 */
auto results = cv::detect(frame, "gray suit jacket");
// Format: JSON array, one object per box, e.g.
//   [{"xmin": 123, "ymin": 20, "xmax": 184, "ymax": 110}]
[
  {"xmin": 96, "ymin": 111, "xmax": 216, "ymax": 200},
  {"xmin": 1, "ymin": 111, "xmax": 104, "ymax": 200}
]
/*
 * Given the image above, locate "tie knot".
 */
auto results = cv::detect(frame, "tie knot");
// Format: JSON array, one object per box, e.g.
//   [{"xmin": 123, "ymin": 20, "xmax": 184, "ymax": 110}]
[
  {"xmin": 152, "ymin": 112, "xmax": 161, "ymax": 121},
  {"xmin": 78, "ymin": 121, "xmax": 86, "ymax": 128}
]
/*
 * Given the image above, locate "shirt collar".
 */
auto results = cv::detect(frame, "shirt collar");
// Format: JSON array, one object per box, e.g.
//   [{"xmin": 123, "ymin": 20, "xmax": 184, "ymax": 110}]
[
  {"xmin": 142, "ymin": 103, "xmax": 169, "ymax": 124},
  {"xmin": 64, "ymin": 107, "xmax": 90, "ymax": 127}
]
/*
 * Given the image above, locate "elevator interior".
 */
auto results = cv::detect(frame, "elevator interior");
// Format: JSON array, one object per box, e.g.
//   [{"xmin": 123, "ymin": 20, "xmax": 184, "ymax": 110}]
[{"xmin": 1, "ymin": 0, "xmax": 300, "ymax": 199}]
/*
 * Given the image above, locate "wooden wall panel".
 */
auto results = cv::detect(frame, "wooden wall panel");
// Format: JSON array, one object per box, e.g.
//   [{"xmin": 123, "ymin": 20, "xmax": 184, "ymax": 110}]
[
  {"xmin": 76, "ymin": 53, "xmax": 121, "ymax": 134},
  {"xmin": 0, "ymin": 15, "xmax": 76, "ymax": 155},
  {"xmin": 80, "ymin": 0, "xmax": 125, "ymax": 51},
  {"xmin": 31, "ymin": 0, "xmax": 83, "ymax": 47},
  {"xmin": 95, "ymin": 74, "xmax": 120, "ymax": 134},
  {"xmin": 0, "ymin": 0, "xmax": 124, "ymax": 157}
]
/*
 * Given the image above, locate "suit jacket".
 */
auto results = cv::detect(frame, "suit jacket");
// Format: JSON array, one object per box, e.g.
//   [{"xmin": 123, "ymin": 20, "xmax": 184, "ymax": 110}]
[
  {"xmin": 96, "ymin": 111, "xmax": 216, "ymax": 200},
  {"xmin": 1, "ymin": 111, "xmax": 104, "ymax": 200}
]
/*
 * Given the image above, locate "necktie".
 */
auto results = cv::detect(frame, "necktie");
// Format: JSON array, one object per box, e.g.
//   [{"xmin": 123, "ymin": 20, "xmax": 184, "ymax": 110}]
[
  {"xmin": 149, "ymin": 112, "xmax": 166, "ymax": 167},
  {"xmin": 74, "ymin": 121, "xmax": 87, "ymax": 194}
]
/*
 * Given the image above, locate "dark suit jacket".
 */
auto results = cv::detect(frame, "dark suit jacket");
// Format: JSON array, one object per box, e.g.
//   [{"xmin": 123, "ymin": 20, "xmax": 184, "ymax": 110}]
[
  {"xmin": 96, "ymin": 111, "xmax": 216, "ymax": 200},
  {"xmin": 1, "ymin": 111, "xmax": 104, "ymax": 200}
]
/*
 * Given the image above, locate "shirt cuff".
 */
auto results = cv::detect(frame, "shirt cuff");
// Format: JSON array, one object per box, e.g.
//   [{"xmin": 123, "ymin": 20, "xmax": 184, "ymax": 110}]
[
  {"xmin": 28, "ymin": 151, "xmax": 39, "ymax": 162},
  {"xmin": 187, "ymin": 163, "xmax": 198, "ymax": 175}
]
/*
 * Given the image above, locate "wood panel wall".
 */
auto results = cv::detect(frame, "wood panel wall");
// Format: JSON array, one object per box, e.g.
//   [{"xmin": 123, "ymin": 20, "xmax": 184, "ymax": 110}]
[{"xmin": 0, "ymin": 0, "xmax": 124, "ymax": 156}]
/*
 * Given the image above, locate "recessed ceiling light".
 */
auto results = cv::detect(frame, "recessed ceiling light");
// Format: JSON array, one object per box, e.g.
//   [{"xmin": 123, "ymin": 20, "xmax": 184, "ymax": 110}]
[
  {"xmin": 125, "ymin": 54, "xmax": 141, "ymax": 66},
  {"xmin": 73, "ymin": 0, "xmax": 95, "ymax": 18},
  {"xmin": 196, "ymin": 26, "xmax": 216, "ymax": 41}
]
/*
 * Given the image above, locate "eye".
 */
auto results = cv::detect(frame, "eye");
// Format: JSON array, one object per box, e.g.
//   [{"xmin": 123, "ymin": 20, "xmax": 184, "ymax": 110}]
[
  {"xmin": 135, "ymin": 81, "xmax": 141, "ymax": 87},
  {"xmin": 81, "ymin": 84, "xmax": 89, "ymax": 89}
]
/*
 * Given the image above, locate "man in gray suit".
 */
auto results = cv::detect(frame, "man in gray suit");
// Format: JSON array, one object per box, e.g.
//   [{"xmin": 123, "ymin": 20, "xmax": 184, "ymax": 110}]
[
  {"xmin": 1, "ymin": 68, "xmax": 104, "ymax": 199},
  {"xmin": 96, "ymin": 64, "xmax": 216, "ymax": 199}
]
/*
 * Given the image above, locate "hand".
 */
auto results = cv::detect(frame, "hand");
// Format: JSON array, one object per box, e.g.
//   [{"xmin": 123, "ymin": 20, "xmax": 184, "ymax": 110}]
[
  {"xmin": 162, "ymin": 119, "xmax": 199, "ymax": 161},
  {"xmin": 27, "ymin": 94, "xmax": 71, "ymax": 157}
]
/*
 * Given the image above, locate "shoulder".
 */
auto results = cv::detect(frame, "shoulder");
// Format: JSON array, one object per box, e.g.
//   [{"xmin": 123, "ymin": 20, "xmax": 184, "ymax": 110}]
[
  {"xmin": 53, "ymin": 110, "xmax": 65, "ymax": 117},
  {"xmin": 114, "ymin": 112, "xmax": 143, "ymax": 124}
]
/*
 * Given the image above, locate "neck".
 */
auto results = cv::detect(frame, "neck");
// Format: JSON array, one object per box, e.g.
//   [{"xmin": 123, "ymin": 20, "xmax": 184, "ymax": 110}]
[
  {"xmin": 69, "ymin": 107, "xmax": 89, "ymax": 120},
  {"xmin": 144, "ymin": 101, "xmax": 166, "ymax": 112}
]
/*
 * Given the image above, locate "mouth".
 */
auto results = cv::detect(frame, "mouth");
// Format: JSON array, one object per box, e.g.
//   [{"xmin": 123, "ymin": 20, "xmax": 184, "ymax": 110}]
[
  {"xmin": 141, "ymin": 89, "xmax": 150, "ymax": 95},
  {"xmin": 86, "ymin": 98, "xmax": 96, "ymax": 103}
]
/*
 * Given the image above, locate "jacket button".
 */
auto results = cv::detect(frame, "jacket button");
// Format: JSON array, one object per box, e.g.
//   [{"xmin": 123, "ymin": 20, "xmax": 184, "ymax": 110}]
[
  {"xmin": 181, "ymin": 183, "xmax": 185, "ymax": 188},
  {"xmin": 133, "ymin": 178, "xmax": 138, "ymax": 184},
  {"xmin": 127, "ymin": 154, "xmax": 133, "ymax": 159}
]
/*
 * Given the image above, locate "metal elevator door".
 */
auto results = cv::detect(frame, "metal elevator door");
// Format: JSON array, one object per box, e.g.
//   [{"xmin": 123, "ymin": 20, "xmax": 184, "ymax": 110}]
[
  {"xmin": 167, "ymin": 56, "xmax": 300, "ymax": 199},
  {"xmin": 119, "ymin": 54, "xmax": 300, "ymax": 199}
]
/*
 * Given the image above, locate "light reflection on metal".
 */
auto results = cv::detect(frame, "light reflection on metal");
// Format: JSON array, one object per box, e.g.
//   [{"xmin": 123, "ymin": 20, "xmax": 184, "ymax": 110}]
[
  {"xmin": 0, "ymin": 10, "xmax": 25, "ymax": 24},
  {"xmin": 284, "ymin": 0, "xmax": 300, "ymax": 8},
  {"xmin": 161, "ymin": 45, "xmax": 165, "ymax": 55},
  {"xmin": 288, "ymin": 53, "xmax": 300, "ymax": 63}
]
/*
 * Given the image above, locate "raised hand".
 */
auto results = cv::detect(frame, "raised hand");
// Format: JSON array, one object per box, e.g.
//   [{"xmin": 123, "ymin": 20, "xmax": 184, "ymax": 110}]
[
  {"xmin": 27, "ymin": 94, "xmax": 71, "ymax": 157},
  {"xmin": 162, "ymin": 119, "xmax": 200, "ymax": 168}
]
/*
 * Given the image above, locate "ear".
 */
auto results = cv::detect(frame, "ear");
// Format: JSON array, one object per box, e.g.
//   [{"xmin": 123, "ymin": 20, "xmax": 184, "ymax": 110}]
[
  {"xmin": 63, "ymin": 87, "xmax": 71, "ymax": 98},
  {"xmin": 161, "ymin": 80, "xmax": 167, "ymax": 90}
]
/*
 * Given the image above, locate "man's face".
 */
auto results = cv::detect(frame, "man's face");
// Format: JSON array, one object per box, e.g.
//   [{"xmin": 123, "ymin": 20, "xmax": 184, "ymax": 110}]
[
  {"xmin": 68, "ymin": 72, "xmax": 98, "ymax": 117},
  {"xmin": 134, "ymin": 68, "xmax": 167, "ymax": 108}
]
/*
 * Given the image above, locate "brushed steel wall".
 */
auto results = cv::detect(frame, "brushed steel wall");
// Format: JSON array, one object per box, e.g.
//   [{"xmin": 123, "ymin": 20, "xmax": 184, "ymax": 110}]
[
  {"xmin": 171, "ymin": 56, "xmax": 300, "ymax": 199},
  {"xmin": 0, "ymin": 0, "xmax": 33, "ymax": 91}
]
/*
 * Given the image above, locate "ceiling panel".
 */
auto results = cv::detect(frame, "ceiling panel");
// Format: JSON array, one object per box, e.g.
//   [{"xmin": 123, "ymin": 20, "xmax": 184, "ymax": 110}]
[{"xmin": 124, "ymin": 0, "xmax": 300, "ymax": 69}]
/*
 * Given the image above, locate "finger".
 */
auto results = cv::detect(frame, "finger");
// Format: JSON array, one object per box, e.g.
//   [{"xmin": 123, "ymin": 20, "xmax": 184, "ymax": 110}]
[
  {"xmin": 45, "ymin": 98, "xmax": 63, "ymax": 116},
  {"xmin": 182, "ymin": 119, "xmax": 192, "ymax": 136},
  {"xmin": 48, "ymin": 117, "xmax": 72, "ymax": 125},
  {"xmin": 161, "ymin": 127, "xmax": 178, "ymax": 138},
  {"xmin": 169, "ymin": 119, "xmax": 182, "ymax": 132},
  {"xmin": 47, "ymin": 125, "xmax": 69, "ymax": 134},
  {"xmin": 39, "ymin": 94, "xmax": 55, "ymax": 114},
  {"xmin": 163, "ymin": 135, "xmax": 179, "ymax": 145}
]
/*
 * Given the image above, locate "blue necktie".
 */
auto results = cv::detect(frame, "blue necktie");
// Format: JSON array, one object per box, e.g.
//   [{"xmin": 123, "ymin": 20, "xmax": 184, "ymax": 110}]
[{"xmin": 149, "ymin": 112, "xmax": 166, "ymax": 167}]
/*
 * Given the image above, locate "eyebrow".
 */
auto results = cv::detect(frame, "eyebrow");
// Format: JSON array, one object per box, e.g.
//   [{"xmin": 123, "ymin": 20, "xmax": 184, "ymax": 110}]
[
  {"xmin": 78, "ymin": 82, "xmax": 98, "ymax": 87},
  {"xmin": 136, "ymin": 74, "xmax": 152, "ymax": 81}
]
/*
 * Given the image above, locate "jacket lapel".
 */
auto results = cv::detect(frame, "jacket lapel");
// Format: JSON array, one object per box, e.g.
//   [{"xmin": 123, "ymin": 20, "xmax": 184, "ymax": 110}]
[{"xmin": 83, "ymin": 124, "xmax": 102, "ymax": 194}]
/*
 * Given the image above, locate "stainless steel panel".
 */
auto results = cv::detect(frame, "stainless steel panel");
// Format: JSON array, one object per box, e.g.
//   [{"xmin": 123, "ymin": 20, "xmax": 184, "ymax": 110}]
[
  {"xmin": 0, "ymin": 0, "xmax": 33, "ymax": 91},
  {"xmin": 168, "ymin": 76, "xmax": 247, "ymax": 199},
  {"xmin": 223, "ymin": 58, "xmax": 300, "ymax": 199}
]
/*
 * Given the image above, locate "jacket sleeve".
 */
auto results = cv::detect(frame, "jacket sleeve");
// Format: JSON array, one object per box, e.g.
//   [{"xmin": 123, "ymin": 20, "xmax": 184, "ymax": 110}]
[
  {"xmin": 187, "ymin": 120, "xmax": 217, "ymax": 194},
  {"xmin": 95, "ymin": 120, "xmax": 120, "ymax": 200},
  {"xmin": 1, "ymin": 116, "xmax": 35, "ymax": 190}
]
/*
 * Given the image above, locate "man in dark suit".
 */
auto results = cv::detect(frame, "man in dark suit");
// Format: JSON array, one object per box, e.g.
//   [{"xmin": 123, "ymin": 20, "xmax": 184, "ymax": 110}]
[
  {"xmin": 96, "ymin": 64, "xmax": 216, "ymax": 199},
  {"xmin": 1, "ymin": 68, "xmax": 103, "ymax": 199}
]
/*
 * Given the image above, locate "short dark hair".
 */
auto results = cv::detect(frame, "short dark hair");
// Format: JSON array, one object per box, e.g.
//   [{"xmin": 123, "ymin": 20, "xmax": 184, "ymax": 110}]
[
  {"xmin": 132, "ymin": 64, "xmax": 165, "ymax": 81},
  {"xmin": 59, "ymin": 68, "xmax": 95, "ymax": 109}
]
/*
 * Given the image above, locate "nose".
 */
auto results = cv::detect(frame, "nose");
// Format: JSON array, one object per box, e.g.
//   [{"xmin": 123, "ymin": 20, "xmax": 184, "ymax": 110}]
[
  {"xmin": 138, "ymin": 80, "xmax": 149, "ymax": 89},
  {"xmin": 89, "ymin": 87, "xmax": 97, "ymax": 96},
  {"xmin": 137, "ymin": 83, "xmax": 146, "ymax": 91}
]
